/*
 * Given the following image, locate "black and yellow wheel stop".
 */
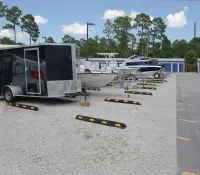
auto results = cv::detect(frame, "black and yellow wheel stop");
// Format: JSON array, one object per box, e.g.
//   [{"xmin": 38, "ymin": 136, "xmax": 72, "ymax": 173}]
[
  {"xmin": 76, "ymin": 115, "xmax": 126, "ymax": 129},
  {"xmin": 107, "ymin": 82, "xmax": 119, "ymax": 86},
  {"xmin": 137, "ymin": 83, "xmax": 156, "ymax": 86},
  {"xmin": 104, "ymin": 98, "xmax": 141, "ymax": 105},
  {"xmin": 86, "ymin": 88, "xmax": 101, "ymax": 91},
  {"xmin": 140, "ymin": 86, "xmax": 157, "ymax": 90},
  {"xmin": 8, "ymin": 102, "xmax": 39, "ymax": 111},
  {"xmin": 147, "ymin": 81, "xmax": 163, "ymax": 84},
  {"xmin": 124, "ymin": 91, "xmax": 153, "ymax": 95}
]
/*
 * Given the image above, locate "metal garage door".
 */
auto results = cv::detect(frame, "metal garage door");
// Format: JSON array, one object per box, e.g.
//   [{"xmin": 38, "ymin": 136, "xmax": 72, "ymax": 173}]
[
  {"xmin": 173, "ymin": 63, "xmax": 178, "ymax": 72},
  {"xmin": 179, "ymin": 63, "xmax": 184, "ymax": 72},
  {"xmin": 163, "ymin": 63, "xmax": 171, "ymax": 72}
]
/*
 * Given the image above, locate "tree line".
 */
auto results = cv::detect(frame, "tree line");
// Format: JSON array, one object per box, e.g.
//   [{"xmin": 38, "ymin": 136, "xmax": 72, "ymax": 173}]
[
  {"xmin": 61, "ymin": 15, "xmax": 200, "ymax": 59},
  {"xmin": 0, "ymin": 1, "xmax": 39, "ymax": 45},
  {"xmin": 0, "ymin": 1, "xmax": 199, "ymax": 69}
]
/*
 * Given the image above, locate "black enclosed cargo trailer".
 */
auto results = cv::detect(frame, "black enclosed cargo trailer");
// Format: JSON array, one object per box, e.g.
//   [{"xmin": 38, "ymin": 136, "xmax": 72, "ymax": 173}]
[{"xmin": 0, "ymin": 44, "xmax": 82, "ymax": 102}]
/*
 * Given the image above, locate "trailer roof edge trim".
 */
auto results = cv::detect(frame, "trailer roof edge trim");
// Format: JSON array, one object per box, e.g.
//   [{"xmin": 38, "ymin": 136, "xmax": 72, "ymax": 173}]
[{"xmin": 0, "ymin": 43, "xmax": 78, "ymax": 51}]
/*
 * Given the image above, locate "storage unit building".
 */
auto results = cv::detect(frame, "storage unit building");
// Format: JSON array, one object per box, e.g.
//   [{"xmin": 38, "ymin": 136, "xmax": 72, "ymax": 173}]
[
  {"xmin": 157, "ymin": 58, "xmax": 185, "ymax": 72},
  {"xmin": 87, "ymin": 58, "xmax": 185, "ymax": 73}
]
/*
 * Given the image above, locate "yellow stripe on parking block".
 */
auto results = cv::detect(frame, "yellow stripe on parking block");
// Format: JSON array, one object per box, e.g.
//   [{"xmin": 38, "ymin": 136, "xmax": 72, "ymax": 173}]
[
  {"xmin": 115, "ymin": 123, "xmax": 121, "ymax": 127},
  {"xmin": 178, "ymin": 119, "xmax": 196, "ymax": 123},
  {"xmin": 78, "ymin": 116, "xmax": 83, "ymax": 119},
  {"xmin": 115, "ymin": 99, "xmax": 119, "ymax": 102},
  {"xmin": 177, "ymin": 136, "xmax": 190, "ymax": 141},
  {"xmin": 16, "ymin": 104, "xmax": 19, "ymax": 107},
  {"xmin": 124, "ymin": 100, "xmax": 128, "ymax": 102},
  {"xmin": 182, "ymin": 172, "xmax": 200, "ymax": 175},
  {"xmin": 23, "ymin": 105, "xmax": 26, "ymax": 108},
  {"xmin": 102, "ymin": 121, "xmax": 107, "ymax": 124},
  {"xmin": 89, "ymin": 118, "xmax": 94, "ymax": 122}
]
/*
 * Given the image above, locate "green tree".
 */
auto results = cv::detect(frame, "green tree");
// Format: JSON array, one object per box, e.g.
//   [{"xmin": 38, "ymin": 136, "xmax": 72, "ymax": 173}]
[
  {"xmin": 129, "ymin": 33, "xmax": 137, "ymax": 50},
  {"xmin": 62, "ymin": 34, "xmax": 75, "ymax": 43},
  {"xmin": 0, "ymin": 1, "xmax": 7, "ymax": 18},
  {"xmin": 161, "ymin": 36, "xmax": 173, "ymax": 58},
  {"xmin": 185, "ymin": 49, "xmax": 197, "ymax": 72},
  {"xmin": 46, "ymin": 36, "xmax": 55, "ymax": 43},
  {"xmin": 133, "ymin": 13, "xmax": 152, "ymax": 56},
  {"xmin": 113, "ymin": 16, "xmax": 133, "ymax": 57},
  {"xmin": 188, "ymin": 37, "xmax": 200, "ymax": 58},
  {"xmin": 21, "ymin": 14, "xmax": 40, "ymax": 44},
  {"xmin": 103, "ymin": 19, "xmax": 113, "ymax": 39},
  {"xmin": 0, "ymin": 37, "xmax": 15, "ymax": 44},
  {"xmin": 16, "ymin": 42, "xmax": 25, "ymax": 45},
  {"xmin": 3, "ymin": 6, "xmax": 22, "ymax": 43},
  {"xmin": 62, "ymin": 34, "xmax": 80, "ymax": 46},
  {"xmin": 185, "ymin": 49, "xmax": 196, "ymax": 65},
  {"xmin": 172, "ymin": 39, "xmax": 189, "ymax": 58},
  {"xmin": 150, "ymin": 17, "xmax": 166, "ymax": 47},
  {"xmin": 136, "ymin": 38, "xmax": 148, "ymax": 56}
]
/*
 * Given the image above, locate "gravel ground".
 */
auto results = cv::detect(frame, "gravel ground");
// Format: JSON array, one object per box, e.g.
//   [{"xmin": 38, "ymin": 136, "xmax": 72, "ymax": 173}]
[{"xmin": 0, "ymin": 75, "xmax": 177, "ymax": 175}]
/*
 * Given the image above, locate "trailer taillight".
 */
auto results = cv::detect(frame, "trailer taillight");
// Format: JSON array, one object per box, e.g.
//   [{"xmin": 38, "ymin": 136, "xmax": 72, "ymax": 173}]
[{"xmin": 31, "ymin": 70, "xmax": 39, "ymax": 80}]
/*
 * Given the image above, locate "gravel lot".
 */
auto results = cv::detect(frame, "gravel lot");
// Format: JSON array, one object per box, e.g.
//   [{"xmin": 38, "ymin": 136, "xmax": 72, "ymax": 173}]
[{"xmin": 0, "ymin": 75, "xmax": 177, "ymax": 175}]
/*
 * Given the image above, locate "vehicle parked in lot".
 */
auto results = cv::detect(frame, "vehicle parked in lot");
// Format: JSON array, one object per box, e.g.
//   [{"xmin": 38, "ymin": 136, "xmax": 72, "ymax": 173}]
[{"xmin": 0, "ymin": 44, "xmax": 82, "ymax": 102}]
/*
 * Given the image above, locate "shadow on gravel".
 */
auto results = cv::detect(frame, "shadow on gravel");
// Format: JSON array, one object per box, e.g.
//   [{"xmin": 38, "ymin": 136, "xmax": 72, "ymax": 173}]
[{"xmin": 2, "ymin": 97, "xmax": 77, "ymax": 106}]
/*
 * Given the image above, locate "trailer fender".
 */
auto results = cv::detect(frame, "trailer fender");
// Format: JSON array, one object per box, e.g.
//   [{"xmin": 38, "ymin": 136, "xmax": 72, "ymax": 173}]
[{"xmin": 1, "ymin": 85, "xmax": 23, "ymax": 97}]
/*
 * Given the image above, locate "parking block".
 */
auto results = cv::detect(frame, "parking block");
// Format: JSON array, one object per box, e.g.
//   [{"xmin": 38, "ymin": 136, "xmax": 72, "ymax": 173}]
[{"xmin": 76, "ymin": 115, "xmax": 127, "ymax": 129}]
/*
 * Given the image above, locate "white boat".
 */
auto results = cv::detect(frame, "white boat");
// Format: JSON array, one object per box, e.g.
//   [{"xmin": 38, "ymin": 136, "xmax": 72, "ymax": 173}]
[
  {"xmin": 78, "ymin": 72, "xmax": 117, "ymax": 88},
  {"xmin": 112, "ymin": 66, "xmax": 140, "ymax": 74},
  {"xmin": 110, "ymin": 57, "xmax": 163, "ymax": 77},
  {"xmin": 77, "ymin": 60, "xmax": 117, "ymax": 88},
  {"xmin": 95, "ymin": 53, "xmax": 162, "ymax": 77}
]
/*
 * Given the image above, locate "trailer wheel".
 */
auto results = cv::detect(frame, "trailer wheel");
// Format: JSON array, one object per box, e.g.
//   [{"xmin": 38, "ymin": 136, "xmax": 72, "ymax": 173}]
[
  {"xmin": 85, "ymin": 69, "xmax": 92, "ymax": 73},
  {"xmin": 154, "ymin": 73, "xmax": 160, "ymax": 79},
  {"xmin": 3, "ymin": 88, "xmax": 14, "ymax": 103}
]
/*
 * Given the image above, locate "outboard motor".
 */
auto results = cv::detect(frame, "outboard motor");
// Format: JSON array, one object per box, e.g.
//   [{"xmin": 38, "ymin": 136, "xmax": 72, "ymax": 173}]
[
  {"xmin": 159, "ymin": 64, "xmax": 164, "ymax": 68},
  {"xmin": 149, "ymin": 59, "xmax": 159, "ymax": 65}
]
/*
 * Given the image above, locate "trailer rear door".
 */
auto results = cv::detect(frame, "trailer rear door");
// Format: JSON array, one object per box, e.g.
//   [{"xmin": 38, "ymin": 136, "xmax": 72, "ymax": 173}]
[{"xmin": 24, "ymin": 48, "xmax": 41, "ymax": 95}]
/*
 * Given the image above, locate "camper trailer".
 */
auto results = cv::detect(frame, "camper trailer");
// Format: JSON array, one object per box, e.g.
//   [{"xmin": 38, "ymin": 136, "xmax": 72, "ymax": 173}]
[{"xmin": 0, "ymin": 44, "xmax": 82, "ymax": 102}]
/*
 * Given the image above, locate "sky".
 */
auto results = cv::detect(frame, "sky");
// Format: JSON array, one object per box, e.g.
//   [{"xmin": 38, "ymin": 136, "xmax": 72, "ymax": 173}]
[{"xmin": 0, "ymin": 0, "xmax": 200, "ymax": 45}]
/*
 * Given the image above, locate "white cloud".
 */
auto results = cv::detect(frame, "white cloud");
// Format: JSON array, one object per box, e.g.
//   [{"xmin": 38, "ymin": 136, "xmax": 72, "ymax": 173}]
[
  {"xmin": 129, "ymin": 11, "xmax": 140, "ymax": 19},
  {"xmin": 62, "ymin": 22, "xmax": 89, "ymax": 35},
  {"xmin": 16, "ymin": 32, "xmax": 24, "ymax": 39},
  {"xmin": 0, "ymin": 29, "xmax": 12, "ymax": 37},
  {"xmin": 150, "ymin": 16, "xmax": 154, "ymax": 21},
  {"xmin": 129, "ymin": 11, "xmax": 154, "ymax": 21},
  {"xmin": 166, "ymin": 7, "xmax": 189, "ymax": 28},
  {"xmin": 102, "ymin": 9, "xmax": 125, "ymax": 19},
  {"xmin": 34, "ymin": 15, "xmax": 48, "ymax": 24}
]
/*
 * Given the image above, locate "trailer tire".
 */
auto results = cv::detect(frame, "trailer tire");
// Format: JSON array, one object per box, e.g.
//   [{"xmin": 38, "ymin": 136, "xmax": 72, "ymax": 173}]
[
  {"xmin": 154, "ymin": 73, "xmax": 160, "ymax": 79},
  {"xmin": 85, "ymin": 69, "xmax": 92, "ymax": 73},
  {"xmin": 3, "ymin": 87, "xmax": 15, "ymax": 103}
]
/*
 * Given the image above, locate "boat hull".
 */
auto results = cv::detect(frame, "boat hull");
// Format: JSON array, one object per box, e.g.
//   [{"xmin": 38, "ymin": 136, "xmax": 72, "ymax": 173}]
[
  {"xmin": 78, "ymin": 73, "xmax": 117, "ymax": 88},
  {"xmin": 112, "ymin": 67, "xmax": 140, "ymax": 74}
]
